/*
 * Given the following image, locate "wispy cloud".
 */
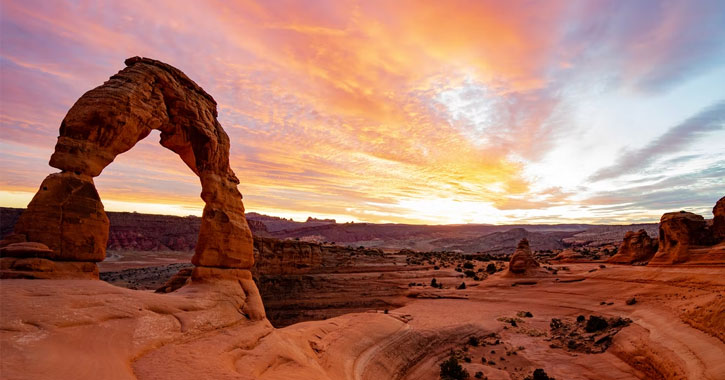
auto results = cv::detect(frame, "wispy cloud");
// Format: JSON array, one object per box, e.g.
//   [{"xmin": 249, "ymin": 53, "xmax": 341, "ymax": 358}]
[{"xmin": 590, "ymin": 101, "xmax": 725, "ymax": 181}]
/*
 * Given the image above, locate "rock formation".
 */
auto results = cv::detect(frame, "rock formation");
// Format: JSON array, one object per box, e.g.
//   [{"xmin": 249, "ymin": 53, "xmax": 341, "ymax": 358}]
[
  {"xmin": 712, "ymin": 196, "xmax": 725, "ymax": 243},
  {"xmin": 649, "ymin": 211, "xmax": 709, "ymax": 265},
  {"xmin": 648, "ymin": 196, "xmax": 725, "ymax": 265},
  {"xmin": 608, "ymin": 229, "xmax": 657, "ymax": 264},
  {"xmin": 0, "ymin": 57, "xmax": 254, "ymax": 280},
  {"xmin": 507, "ymin": 238, "xmax": 540, "ymax": 275},
  {"xmin": 552, "ymin": 249, "xmax": 585, "ymax": 262},
  {"xmin": 253, "ymin": 237, "xmax": 323, "ymax": 275}
]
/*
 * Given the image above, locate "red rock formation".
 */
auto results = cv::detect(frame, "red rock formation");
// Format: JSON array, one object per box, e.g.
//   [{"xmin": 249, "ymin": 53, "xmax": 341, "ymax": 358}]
[
  {"xmin": 253, "ymin": 237, "xmax": 323, "ymax": 275},
  {"xmin": 552, "ymin": 249, "xmax": 585, "ymax": 263},
  {"xmin": 649, "ymin": 211, "xmax": 708, "ymax": 265},
  {"xmin": 712, "ymin": 196, "xmax": 725, "ymax": 243},
  {"xmin": 609, "ymin": 229, "xmax": 657, "ymax": 264},
  {"xmin": 507, "ymin": 238, "xmax": 540, "ymax": 275},
  {"xmin": 1, "ymin": 57, "xmax": 254, "ymax": 278}
]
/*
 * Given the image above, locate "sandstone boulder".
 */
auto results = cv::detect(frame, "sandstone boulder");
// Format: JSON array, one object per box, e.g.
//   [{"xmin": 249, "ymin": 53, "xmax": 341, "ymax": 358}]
[
  {"xmin": 649, "ymin": 211, "xmax": 708, "ymax": 265},
  {"xmin": 508, "ymin": 238, "xmax": 539, "ymax": 274},
  {"xmin": 608, "ymin": 229, "xmax": 657, "ymax": 264}
]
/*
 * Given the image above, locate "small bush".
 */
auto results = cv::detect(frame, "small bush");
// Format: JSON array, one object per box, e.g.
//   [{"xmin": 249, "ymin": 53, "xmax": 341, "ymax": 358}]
[
  {"xmin": 463, "ymin": 261, "xmax": 474, "ymax": 269},
  {"xmin": 458, "ymin": 282, "xmax": 467, "ymax": 290},
  {"xmin": 431, "ymin": 278, "xmax": 438, "ymax": 287},
  {"xmin": 439, "ymin": 353, "xmax": 470, "ymax": 380},
  {"xmin": 474, "ymin": 371, "xmax": 484, "ymax": 379},
  {"xmin": 464, "ymin": 270, "xmax": 476, "ymax": 278},
  {"xmin": 467, "ymin": 336, "xmax": 479, "ymax": 346},
  {"xmin": 524, "ymin": 368, "xmax": 555, "ymax": 380},
  {"xmin": 549, "ymin": 318, "xmax": 563, "ymax": 329},
  {"xmin": 585, "ymin": 315, "xmax": 608, "ymax": 332},
  {"xmin": 486, "ymin": 264, "xmax": 496, "ymax": 274}
]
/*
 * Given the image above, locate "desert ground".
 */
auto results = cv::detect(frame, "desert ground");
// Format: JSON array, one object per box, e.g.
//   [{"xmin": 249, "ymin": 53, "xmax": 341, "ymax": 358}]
[{"xmin": 2, "ymin": 259, "xmax": 723, "ymax": 379}]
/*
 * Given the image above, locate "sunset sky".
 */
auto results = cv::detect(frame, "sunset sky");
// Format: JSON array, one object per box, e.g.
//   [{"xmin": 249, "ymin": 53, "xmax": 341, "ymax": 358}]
[{"xmin": 1, "ymin": 0, "xmax": 724, "ymax": 224}]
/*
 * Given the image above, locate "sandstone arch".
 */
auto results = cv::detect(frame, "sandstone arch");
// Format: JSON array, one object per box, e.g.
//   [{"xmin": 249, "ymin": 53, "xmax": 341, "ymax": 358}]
[{"xmin": 1, "ymin": 57, "xmax": 254, "ymax": 278}]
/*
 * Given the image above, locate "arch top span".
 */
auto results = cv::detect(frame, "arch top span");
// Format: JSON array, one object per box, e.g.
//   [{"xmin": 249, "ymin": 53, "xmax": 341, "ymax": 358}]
[{"xmin": 1, "ymin": 57, "xmax": 254, "ymax": 278}]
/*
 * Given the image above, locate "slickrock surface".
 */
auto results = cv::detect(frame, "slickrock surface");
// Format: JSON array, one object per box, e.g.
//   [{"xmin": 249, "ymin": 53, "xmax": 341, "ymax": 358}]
[
  {"xmin": 609, "ymin": 229, "xmax": 657, "ymax": 264},
  {"xmin": 3, "ymin": 263, "xmax": 724, "ymax": 379}
]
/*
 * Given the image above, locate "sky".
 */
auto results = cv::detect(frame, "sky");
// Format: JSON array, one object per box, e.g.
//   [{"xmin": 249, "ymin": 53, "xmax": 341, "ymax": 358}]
[{"xmin": 1, "ymin": 0, "xmax": 724, "ymax": 225}]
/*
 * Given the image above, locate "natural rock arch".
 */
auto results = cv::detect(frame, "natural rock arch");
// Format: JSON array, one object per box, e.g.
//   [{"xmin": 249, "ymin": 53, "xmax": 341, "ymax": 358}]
[{"xmin": 1, "ymin": 57, "xmax": 254, "ymax": 278}]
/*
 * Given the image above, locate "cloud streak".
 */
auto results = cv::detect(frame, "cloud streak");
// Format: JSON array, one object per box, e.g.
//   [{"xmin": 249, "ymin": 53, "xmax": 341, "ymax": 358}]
[{"xmin": 590, "ymin": 101, "xmax": 725, "ymax": 181}]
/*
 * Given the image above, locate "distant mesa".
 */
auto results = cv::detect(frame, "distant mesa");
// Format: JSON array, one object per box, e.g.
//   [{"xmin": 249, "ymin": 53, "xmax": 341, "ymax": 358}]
[
  {"xmin": 608, "ymin": 229, "xmax": 657, "ymax": 264},
  {"xmin": 306, "ymin": 217, "xmax": 336, "ymax": 223},
  {"xmin": 0, "ymin": 57, "xmax": 260, "ymax": 306}
]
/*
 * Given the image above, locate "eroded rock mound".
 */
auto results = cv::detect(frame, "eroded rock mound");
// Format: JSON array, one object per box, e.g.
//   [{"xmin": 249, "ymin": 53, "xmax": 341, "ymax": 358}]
[
  {"xmin": 552, "ymin": 249, "xmax": 585, "ymax": 263},
  {"xmin": 649, "ymin": 211, "xmax": 709, "ymax": 265},
  {"xmin": 608, "ymin": 229, "xmax": 657, "ymax": 264},
  {"xmin": 1, "ymin": 57, "xmax": 254, "ymax": 280},
  {"xmin": 508, "ymin": 238, "xmax": 540, "ymax": 275}
]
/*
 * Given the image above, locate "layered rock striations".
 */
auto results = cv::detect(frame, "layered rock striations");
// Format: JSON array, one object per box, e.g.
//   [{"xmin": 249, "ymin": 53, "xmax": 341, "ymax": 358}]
[
  {"xmin": 608, "ymin": 229, "xmax": 658, "ymax": 264},
  {"xmin": 253, "ymin": 237, "xmax": 323, "ymax": 275},
  {"xmin": 0, "ymin": 57, "xmax": 255, "ymax": 287}
]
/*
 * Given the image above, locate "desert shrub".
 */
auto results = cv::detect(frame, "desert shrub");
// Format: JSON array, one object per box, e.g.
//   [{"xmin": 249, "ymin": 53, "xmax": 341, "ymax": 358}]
[
  {"xmin": 486, "ymin": 264, "xmax": 496, "ymax": 274},
  {"xmin": 434, "ymin": 265, "xmax": 440, "ymax": 270},
  {"xmin": 474, "ymin": 371, "xmax": 484, "ymax": 379},
  {"xmin": 585, "ymin": 315, "xmax": 608, "ymax": 332},
  {"xmin": 458, "ymin": 282, "xmax": 467, "ymax": 290},
  {"xmin": 524, "ymin": 368, "xmax": 555, "ymax": 380},
  {"xmin": 464, "ymin": 270, "xmax": 476, "ymax": 278},
  {"xmin": 576, "ymin": 315, "xmax": 585, "ymax": 323},
  {"xmin": 431, "ymin": 278, "xmax": 438, "ymax": 287},
  {"xmin": 549, "ymin": 318, "xmax": 563, "ymax": 329},
  {"xmin": 467, "ymin": 336, "xmax": 479, "ymax": 346},
  {"xmin": 439, "ymin": 353, "xmax": 470, "ymax": 380},
  {"xmin": 463, "ymin": 261, "xmax": 474, "ymax": 269}
]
